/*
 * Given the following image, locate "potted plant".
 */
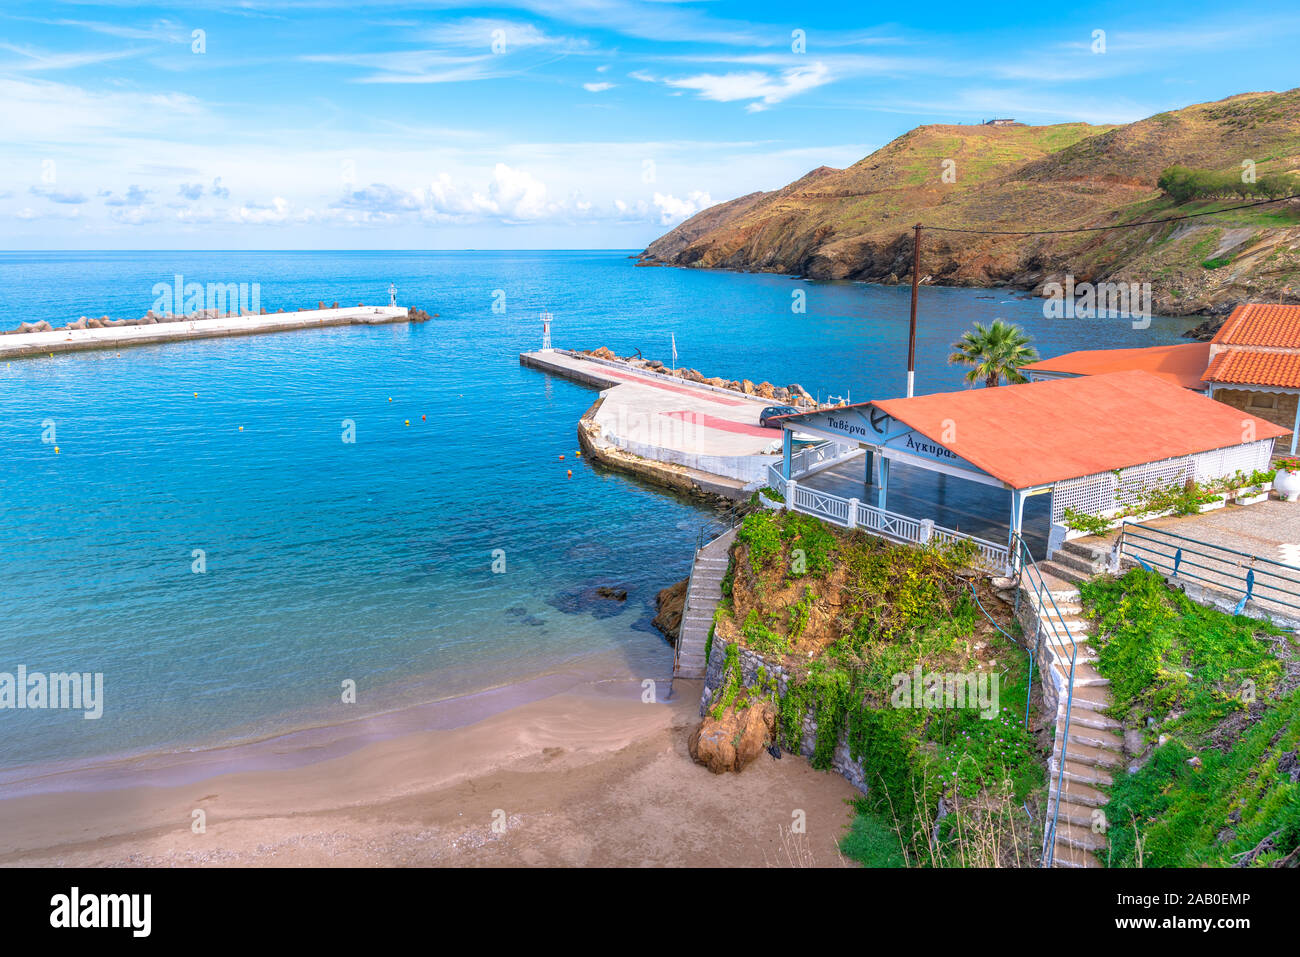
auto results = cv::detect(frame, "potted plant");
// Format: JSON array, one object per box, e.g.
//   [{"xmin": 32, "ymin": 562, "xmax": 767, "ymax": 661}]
[
  {"xmin": 1232, "ymin": 468, "xmax": 1272, "ymax": 506},
  {"xmin": 1196, "ymin": 492, "xmax": 1226, "ymax": 513},
  {"xmin": 1275, "ymin": 459, "xmax": 1300, "ymax": 502}
]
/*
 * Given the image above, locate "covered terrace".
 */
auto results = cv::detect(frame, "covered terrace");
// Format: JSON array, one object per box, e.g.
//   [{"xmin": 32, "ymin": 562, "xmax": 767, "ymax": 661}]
[{"xmin": 768, "ymin": 370, "xmax": 1287, "ymax": 573}]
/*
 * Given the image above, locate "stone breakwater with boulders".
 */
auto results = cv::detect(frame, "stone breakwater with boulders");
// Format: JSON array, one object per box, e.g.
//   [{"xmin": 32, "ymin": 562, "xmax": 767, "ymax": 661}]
[
  {"xmin": 5, "ymin": 304, "xmax": 435, "ymax": 336},
  {"xmin": 579, "ymin": 346, "xmax": 817, "ymax": 408}
]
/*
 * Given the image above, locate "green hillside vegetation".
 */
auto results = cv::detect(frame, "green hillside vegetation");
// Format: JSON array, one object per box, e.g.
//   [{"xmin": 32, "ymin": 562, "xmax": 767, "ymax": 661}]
[{"xmin": 1157, "ymin": 165, "xmax": 1300, "ymax": 203}]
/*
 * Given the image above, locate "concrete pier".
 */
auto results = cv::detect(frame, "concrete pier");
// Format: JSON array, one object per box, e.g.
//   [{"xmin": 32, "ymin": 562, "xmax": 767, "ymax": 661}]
[
  {"xmin": 1, "ymin": 305, "xmax": 410, "ymax": 359},
  {"xmin": 521, "ymin": 348, "xmax": 791, "ymax": 499}
]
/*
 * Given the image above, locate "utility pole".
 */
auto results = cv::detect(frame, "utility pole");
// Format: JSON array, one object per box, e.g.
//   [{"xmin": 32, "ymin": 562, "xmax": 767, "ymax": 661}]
[{"xmin": 907, "ymin": 223, "xmax": 921, "ymax": 398}]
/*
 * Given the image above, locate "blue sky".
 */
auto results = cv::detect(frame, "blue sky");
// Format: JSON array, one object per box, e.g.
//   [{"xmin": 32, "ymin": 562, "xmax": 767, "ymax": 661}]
[{"xmin": 3, "ymin": 0, "xmax": 1299, "ymax": 249}]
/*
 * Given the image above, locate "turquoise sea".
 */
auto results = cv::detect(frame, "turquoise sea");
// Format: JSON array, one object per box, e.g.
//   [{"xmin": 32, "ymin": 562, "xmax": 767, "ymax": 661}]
[{"xmin": 0, "ymin": 250, "xmax": 1200, "ymax": 776}]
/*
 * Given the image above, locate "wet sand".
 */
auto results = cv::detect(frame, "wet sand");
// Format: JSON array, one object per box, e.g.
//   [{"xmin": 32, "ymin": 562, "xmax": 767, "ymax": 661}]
[{"xmin": 0, "ymin": 678, "xmax": 859, "ymax": 867}]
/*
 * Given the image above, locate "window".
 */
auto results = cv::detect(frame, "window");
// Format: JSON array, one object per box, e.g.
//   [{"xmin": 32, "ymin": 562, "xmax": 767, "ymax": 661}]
[{"xmin": 1248, "ymin": 392, "xmax": 1280, "ymax": 411}]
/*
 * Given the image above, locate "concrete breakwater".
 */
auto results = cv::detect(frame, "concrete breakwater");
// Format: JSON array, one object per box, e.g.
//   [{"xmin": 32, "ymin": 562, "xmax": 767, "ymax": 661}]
[
  {"xmin": 521, "ymin": 348, "xmax": 803, "ymax": 499},
  {"xmin": 1, "ymin": 305, "xmax": 412, "ymax": 359}
]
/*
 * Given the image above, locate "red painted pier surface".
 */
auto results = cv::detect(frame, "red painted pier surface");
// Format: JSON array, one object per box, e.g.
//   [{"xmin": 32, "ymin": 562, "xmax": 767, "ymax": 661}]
[
  {"xmin": 660, "ymin": 410, "xmax": 776, "ymax": 438},
  {"xmin": 518, "ymin": 348, "xmax": 793, "ymax": 493}
]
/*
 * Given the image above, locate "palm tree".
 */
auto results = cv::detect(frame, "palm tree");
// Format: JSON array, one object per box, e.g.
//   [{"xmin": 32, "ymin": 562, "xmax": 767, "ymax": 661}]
[{"xmin": 948, "ymin": 320, "xmax": 1038, "ymax": 388}]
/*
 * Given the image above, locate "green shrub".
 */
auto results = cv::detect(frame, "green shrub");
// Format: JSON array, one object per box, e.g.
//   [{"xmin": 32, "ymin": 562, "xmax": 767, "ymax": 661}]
[
  {"xmin": 1063, "ymin": 507, "xmax": 1112, "ymax": 536},
  {"xmin": 741, "ymin": 608, "xmax": 790, "ymax": 656},
  {"xmin": 736, "ymin": 511, "xmax": 782, "ymax": 573}
]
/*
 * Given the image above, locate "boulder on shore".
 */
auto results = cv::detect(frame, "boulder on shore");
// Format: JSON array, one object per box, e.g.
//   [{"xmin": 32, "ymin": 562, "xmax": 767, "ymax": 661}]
[
  {"xmin": 652, "ymin": 578, "xmax": 688, "ymax": 643},
  {"xmin": 688, "ymin": 697, "xmax": 776, "ymax": 774}
]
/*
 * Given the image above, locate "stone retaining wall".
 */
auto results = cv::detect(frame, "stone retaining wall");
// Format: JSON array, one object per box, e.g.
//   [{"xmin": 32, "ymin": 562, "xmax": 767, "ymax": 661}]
[{"xmin": 700, "ymin": 638, "xmax": 871, "ymax": 792}]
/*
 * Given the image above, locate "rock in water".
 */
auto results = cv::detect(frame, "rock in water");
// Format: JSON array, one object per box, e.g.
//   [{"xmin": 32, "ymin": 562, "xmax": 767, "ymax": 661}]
[{"xmin": 688, "ymin": 699, "xmax": 776, "ymax": 774}]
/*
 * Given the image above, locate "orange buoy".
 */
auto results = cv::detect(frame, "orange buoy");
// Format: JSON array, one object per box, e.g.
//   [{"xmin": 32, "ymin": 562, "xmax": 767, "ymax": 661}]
[
  {"xmin": 567, "ymin": 469, "xmax": 572, "ymax": 478},
  {"xmin": 559, "ymin": 454, "xmax": 565, "ymax": 460},
  {"xmin": 421, "ymin": 414, "xmax": 426, "ymax": 421}
]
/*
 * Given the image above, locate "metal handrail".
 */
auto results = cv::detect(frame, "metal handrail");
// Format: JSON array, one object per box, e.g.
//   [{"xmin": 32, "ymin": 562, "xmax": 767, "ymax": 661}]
[
  {"xmin": 696, "ymin": 499, "xmax": 750, "ymax": 551},
  {"xmin": 1121, "ymin": 532, "xmax": 1297, "ymax": 579},
  {"xmin": 1011, "ymin": 530, "xmax": 1077, "ymax": 869},
  {"xmin": 1118, "ymin": 522, "xmax": 1300, "ymax": 613}
]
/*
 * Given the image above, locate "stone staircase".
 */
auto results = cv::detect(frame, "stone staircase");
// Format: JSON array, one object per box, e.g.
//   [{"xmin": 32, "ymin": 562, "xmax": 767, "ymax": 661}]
[
  {"xmin": 674, "ymin": 527, "xmax": 736, "ymax": 679},
  {"xmin": 1038, "ymin": 537, "xmax": 1114, "ymax": 587},
  {"xmin": 1026, "ymin": 539, "xmax": 1123, "ymax": 868}
]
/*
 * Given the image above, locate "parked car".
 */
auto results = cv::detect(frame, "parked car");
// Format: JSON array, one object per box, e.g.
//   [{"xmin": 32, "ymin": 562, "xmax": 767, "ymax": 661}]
[{"xmin": 759, "ymin": 405, "xmax": 800, "ymax": 428}]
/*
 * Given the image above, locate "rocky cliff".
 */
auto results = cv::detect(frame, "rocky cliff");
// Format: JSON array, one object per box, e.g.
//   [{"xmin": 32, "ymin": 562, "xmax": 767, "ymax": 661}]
[{"xmin": 641, "ymin": 90, "xmax": 1300, "ymax": 317}]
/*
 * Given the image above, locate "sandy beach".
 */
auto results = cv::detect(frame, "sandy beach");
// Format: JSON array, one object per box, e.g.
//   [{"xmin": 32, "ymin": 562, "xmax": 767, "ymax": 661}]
[{"xmin": 0, "ymin": 676, "xmax": 859, "ymax": 867}]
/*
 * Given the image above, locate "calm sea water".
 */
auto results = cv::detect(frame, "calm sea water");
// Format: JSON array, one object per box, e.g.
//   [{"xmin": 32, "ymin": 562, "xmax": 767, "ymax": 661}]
[{"xmin": 0, "ymin": 250, "xmax": 1200, "ymax": 772}]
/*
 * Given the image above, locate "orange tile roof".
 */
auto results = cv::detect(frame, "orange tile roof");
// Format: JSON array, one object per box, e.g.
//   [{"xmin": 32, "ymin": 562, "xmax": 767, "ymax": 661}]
[
  {"xmin": 1021, "ymin": 342, "xmax": 1211, "ymax": 390},
  {"xmin": 869, "ymin": 370, "xmax": 1287, "ymax": 489},
  {"xmin": 1211, "ymin": 303, "xmax": 1300, "ymax": 348},
  {"xmin": 1203, "ymin": 349, "xmax": 1300, "ymax": 389}
]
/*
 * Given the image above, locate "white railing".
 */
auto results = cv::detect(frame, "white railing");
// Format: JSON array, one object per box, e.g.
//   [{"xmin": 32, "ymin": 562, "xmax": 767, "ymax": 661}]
[
  {"xmin": 789, "ymin": 441, "xmax": 858, "ymax": 476},
  {"xmin": 931, "ymin": 527, "xmax": 1011, "ymax": 574},
  {"xmin": 793, "ymin": 484, "xmax": 852, "ymax": 524},
  {"xmin": 766, "ymin": 468, "xmax": 1010, "ymax": 573},
  {"xmin": 858, "ymin": 506, "xmax": 922, "ymax": 543}
]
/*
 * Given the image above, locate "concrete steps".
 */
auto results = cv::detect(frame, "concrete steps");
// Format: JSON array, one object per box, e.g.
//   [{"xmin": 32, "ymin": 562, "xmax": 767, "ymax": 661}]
[
  {"xmin": 1051, "ymin": 842, "xmax": 1104, "ymax": 868},
  {"xmin": 1040, "ymin": 539, "xmax": 1114, "ymax": 586},
  {"xmin": 1023, "ymin": 569, "xmax": 1121, "ymax": 868},
  {"xmin": 1055, "ymin": 821, "xmax": 1109, "ymax": 855},
  {"xmin": 1052, "ymin": 757, "xmax": 1114, "ymax": 789},
  {"xmin": 674, "ymin": 528, "xmax": 736, "ymax": 679}
]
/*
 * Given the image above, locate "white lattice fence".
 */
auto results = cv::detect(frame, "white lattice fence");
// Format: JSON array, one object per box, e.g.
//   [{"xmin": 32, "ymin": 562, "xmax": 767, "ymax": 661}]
[
  {"xmin": 1192, "ymin": 440, "xmax": 1274, "ymax": 483},
  {"xmin": 1051, "ymin": 471, "xmax": 1119, "ymax": 524},
  {"xmin": 1052, "ymin": 441, "xmax": 1277, "ymax": 524}
]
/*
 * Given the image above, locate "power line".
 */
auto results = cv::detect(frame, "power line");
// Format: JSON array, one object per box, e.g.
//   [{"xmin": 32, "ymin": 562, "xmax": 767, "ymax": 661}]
[{"xmin": 920, "ymin": 193, "xmax": 1300, "ymax": 236}]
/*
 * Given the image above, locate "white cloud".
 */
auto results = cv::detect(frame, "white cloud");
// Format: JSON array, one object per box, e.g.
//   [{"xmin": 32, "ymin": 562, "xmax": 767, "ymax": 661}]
[
  {"xmin": 30, "ymin": 185, "xmax": 87, "ymax": 204},
  {"xmin": 104, "ymin": 185, "xmax": 151, "ymax": 207},
  {"xmin": 653, "ymin": 190, "xmax": 713, "ymax": 225},
  {"xmin": 471, "ymin": 163, "xmax": 553, "ymax": 220},
  {"xmin": 583, "ymin": 81, "xmax": 615, "ymax": 93},
  {"xmin": 0, "ymin": 42, "xmax": 141, "ymax": 72},
  {"xmin": 662, "ymin": 62, "xmax": 832, "ymax": 111},
  {"xmin": 232, "ymin": 197, "xmax": 292, "ymax": 225}
]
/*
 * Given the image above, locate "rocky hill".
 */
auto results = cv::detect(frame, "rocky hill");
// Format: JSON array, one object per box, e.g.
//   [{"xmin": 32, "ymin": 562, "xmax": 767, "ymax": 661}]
[{"xmin": 641, "ymin": 90, "xmax": 1300, "ymax": 317}]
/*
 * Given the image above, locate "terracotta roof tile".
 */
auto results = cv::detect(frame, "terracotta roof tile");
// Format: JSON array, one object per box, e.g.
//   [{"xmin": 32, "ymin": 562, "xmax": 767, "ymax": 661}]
[
  {"xmin": 1211, "ymin": 303, "xmax": 1300, "ymax": 348},
  {"xmin": 1203, "ymin": 349, "xmax": 1300, "ymax": 389},
  {"xmin": 865, "ymin": 370, "xmax": 1288, "ymax": 489},
  {"xmin": 1021, "ymin": 343, "xmax": 1210, "ymax": 390}
]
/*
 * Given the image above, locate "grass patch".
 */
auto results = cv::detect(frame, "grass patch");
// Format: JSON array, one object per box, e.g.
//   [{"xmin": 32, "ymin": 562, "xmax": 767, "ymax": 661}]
[{"xmin": 840, "ymin": 801, "xmax": 908, "ymax": 867}]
